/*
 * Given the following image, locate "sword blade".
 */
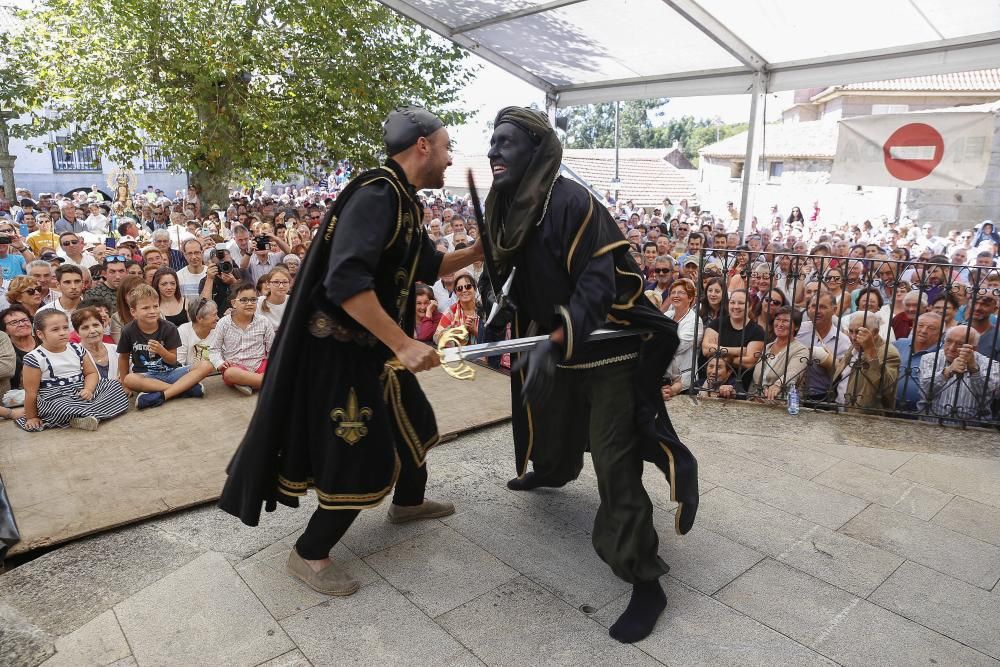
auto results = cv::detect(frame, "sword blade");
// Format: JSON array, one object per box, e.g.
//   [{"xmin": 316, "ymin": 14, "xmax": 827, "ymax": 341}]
[
  {"xmin": 467, "ymin": 169, "xmax": 501, "ymax": 299},
  {"xmin": 440, "ymin": 327, "xmax": 639, "ymax": 365}
]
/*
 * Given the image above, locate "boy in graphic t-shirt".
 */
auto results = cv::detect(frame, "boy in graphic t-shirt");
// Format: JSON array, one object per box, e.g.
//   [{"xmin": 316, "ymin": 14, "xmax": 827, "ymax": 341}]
[{"xmin": 116, "ymin": 283, "xmax": 214, "ymax": 410}]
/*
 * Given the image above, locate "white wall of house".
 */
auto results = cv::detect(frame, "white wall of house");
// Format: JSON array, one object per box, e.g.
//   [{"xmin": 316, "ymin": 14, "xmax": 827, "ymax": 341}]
[
  {"xmin": 8, "ymin": 119, "xmax": 187, "ymax": 198},
  {"xmin": 697, "ymin": 156, "xmax": 900, "ymax": 226}
]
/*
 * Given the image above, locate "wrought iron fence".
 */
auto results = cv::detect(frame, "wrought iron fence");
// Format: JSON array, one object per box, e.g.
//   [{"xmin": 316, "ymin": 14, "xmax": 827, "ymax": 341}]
[
  {"xmin": 672, "ymin": 249, "xmax": 1000, "ymax": 428},
  {"xmin": 142, "ymin": 144, "xmax": 174, "ymax": 171},
  {"xmin": 51, "ymin": 140, "xmax": 101, "ymax": 171}
]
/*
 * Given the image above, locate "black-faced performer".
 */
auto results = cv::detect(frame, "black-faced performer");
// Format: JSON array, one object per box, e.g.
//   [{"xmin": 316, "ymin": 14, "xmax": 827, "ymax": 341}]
[
  {"xmin": 484, "ymin": 106, "xmax": 699, "ymax": 643},
  {"xmin": 219, "ymin": 106, "xmax": 483, "ymax": 596}
]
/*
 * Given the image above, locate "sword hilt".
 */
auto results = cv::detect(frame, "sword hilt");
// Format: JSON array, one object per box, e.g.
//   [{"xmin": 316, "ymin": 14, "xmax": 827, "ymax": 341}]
[{"xmin": 436, "ymin": 325, "xmax": 476, "ymax": 381}]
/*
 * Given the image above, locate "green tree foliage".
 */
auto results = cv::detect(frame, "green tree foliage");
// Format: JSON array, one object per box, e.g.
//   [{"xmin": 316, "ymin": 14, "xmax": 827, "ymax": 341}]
[
  {"xmin": 561, "ymin": 99, "xmax": 667, "ymax": 149},
  {"xmin": 561, "ymin": 100, "xmax": 746, "ymax": 165},
  {"xmin": 2, "ymin": 0, "xmax": 475, "ymax": 205}
]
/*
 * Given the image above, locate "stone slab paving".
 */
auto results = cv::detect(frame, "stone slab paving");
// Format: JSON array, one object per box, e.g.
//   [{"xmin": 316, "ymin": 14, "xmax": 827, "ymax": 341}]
[{"xmin": 3, "ymin": 401, "xmax": 1000, "ymax": 667}]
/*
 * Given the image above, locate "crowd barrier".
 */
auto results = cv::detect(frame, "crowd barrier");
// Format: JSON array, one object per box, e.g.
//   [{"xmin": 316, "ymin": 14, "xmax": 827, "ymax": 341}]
[{"xmin": 677, "ymin": 250, "xmax": 1000, "ymax": 428}]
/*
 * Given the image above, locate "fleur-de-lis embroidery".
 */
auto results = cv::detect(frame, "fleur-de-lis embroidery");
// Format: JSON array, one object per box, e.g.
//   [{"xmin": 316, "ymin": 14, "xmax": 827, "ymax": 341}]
[{"xmin": 330, "ymin": 388, "xmax": 373, "ymax": 445}]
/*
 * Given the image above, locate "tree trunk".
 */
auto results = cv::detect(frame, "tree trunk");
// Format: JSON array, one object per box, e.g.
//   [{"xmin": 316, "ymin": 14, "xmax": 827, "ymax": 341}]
[
  {"xmin": 189, "ymin": 168, "xmax": 231, "ymax": 212},
  {"xmin": 191, "ymin": 82, "xmax": 242, "ymax": 212}
]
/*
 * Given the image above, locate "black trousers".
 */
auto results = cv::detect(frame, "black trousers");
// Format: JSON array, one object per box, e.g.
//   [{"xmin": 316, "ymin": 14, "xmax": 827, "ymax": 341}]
[
  {"xmin": 530, "ymin": 359, "xmax": 669, "ymax": 584},
  {"xmin": 295, "ymin": 447, "xmax": 428, "ymax": 560}
]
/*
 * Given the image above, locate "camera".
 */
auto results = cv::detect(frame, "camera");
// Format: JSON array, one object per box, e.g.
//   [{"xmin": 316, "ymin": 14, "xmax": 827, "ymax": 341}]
[
  {"xmin": 219, "ymin": 261, "xmax": 234, "ymax": 274},
  {"xmin": 0, "ymin": 235, "xmax": 12, "ymax": 245},
  {"xmin": 255, "ymin": 235, "xmax": 269, "ymax": 251}
]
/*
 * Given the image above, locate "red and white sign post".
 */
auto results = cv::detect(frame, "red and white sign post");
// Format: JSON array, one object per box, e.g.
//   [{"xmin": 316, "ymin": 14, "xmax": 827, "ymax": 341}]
[{"xmin": 831, "ymin": 112, "xmax": 995, "ymax": 189}]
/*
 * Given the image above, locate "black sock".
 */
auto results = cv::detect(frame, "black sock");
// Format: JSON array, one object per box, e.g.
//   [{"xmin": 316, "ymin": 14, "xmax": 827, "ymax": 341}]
[
  {"xmin": 609, "ymin": 580, "xmax": 667, "ymax": 643},
  {"xmin": 506, "ymin": 471, "xmax": 567, "ymax": 491}
]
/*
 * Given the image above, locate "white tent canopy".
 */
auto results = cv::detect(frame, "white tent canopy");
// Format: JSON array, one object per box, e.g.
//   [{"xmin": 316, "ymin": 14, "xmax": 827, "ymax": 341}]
[
  {"xmin": 378, "ymin": 0, "xmax": 1000, "ymax": 230},
  {"xmin": 377, "ymin": 0, "xmax": 1000, "ymax": 107}
]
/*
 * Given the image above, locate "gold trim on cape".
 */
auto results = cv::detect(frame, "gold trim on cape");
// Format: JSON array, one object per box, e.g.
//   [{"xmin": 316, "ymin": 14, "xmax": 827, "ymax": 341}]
[
  {"xmin": 611, "ymin": 266, "xmax": 644, "ymax": 311},
  {"xmin": 381, "ymin": 362, "xmax": 440, "ymax": 466},
  {"xmin": 592, "ymin": 239, "xmax": 630, "ymax": 258},
  {"xmin": 566, "ymin": 196, "xmax": 594, "ymax": 275}
]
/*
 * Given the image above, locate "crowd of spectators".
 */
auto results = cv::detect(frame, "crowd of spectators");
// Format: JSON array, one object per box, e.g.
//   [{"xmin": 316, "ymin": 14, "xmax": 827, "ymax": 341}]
[
  {"xmin": 624, "ymin": 198, "xmax": 1000, "ymax": 426},
  {"xmin": 1, "ymin": 177, "xmax": 999, "ymax": 430},
  {"xmin": 0, "ymin": 180, "xmax": 330, "ymax": 430}
]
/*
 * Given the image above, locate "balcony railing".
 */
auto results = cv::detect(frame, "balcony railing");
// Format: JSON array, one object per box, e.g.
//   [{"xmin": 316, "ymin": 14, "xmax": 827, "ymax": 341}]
[
  {"xmin": 143, "ymin": 144, "xmax": 174, "ymax": 171},
  {"xmin": 52, "ymin": 142, "xmax": 100, "ymax": 171}
]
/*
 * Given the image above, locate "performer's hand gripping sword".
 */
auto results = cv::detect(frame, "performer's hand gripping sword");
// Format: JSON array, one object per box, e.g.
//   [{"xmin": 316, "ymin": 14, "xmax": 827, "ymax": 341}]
[{"xmin": 437, "ymin": 327, "xmax": 639, "ymax": 380}]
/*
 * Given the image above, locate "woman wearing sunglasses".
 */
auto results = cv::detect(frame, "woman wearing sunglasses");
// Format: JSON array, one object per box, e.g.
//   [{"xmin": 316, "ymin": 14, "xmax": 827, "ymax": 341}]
[
  {"xmin": 753, "ymin": 288, "xmax": 787, "ymax": 342},
  {"xmin": 5, "ymin": 276, "xmax": 44, "ymax": 318},
  {"xmin": 433, "ymin": 272, "xmax": 482, "ymax": 345}
]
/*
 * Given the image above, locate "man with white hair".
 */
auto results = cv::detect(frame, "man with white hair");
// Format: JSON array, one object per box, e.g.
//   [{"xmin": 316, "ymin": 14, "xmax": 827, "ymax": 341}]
[
  {"xmin": 828, "ymin": 310, "xmax": 900, "ymax": 414},
  {"xmin": 151, "ymin": 228, "xmax": 187, "ymax": 270},
  {"xmin": 918, "ymin": 325, "xmax": 1000, "ymax": 423}
]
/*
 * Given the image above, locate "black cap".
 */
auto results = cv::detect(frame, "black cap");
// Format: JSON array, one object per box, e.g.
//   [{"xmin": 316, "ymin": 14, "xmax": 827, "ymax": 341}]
[{"xmin": 383, "ymin": 106, "xmax": 444, "ymax": 156}]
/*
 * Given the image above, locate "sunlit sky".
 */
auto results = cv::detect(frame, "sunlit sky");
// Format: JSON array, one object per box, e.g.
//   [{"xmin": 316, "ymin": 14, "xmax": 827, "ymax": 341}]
[{"xmin": 450, "ymin": 59, "xmax": 791, "ymax": 153}]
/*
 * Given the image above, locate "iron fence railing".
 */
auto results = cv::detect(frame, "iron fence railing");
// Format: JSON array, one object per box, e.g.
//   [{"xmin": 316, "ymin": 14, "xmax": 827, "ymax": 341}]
[
  {"xmin": 52, "ymin": 141, "xmax": 100, "ymax": 171},
  {"xmin": 142, "ymin": 144, "xmax": 174, "ymax": 171},
  {"xmin": 675, "ymin": 249, "xmax": 1000, "ymax": 428}
]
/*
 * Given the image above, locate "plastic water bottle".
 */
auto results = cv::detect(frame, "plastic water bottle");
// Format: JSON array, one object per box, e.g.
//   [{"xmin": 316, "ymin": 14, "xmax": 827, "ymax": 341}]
[{"xmin": 787, "ymin": 385, "xmax": 800, "ymax": 416}]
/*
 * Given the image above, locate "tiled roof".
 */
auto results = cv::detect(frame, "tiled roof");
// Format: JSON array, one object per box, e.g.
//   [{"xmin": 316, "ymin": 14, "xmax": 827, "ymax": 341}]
[
  {"xmin": 699, "ymin": 120, "xmax": 839, "ymax": 159},
  {"xmin": 813, "ymin": 68, "xmax": 1000, "ymax": 97},
  {"xmin": 444, "ymin": 149, "xmax": 695, "ymax": 206},
  {"xmin": 561, "ymin": 154, "xmax": 695, "ymax": 206}
]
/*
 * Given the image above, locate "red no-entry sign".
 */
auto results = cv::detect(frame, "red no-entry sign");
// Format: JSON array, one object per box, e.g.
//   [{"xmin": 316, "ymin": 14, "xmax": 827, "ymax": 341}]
[
  {"xmin": 882, "ymin": 123, "xmax": 944, "ymax": 181},
  {"xmin": 833, "ymin": 112, "xmax": 994, "ymax": 190}
]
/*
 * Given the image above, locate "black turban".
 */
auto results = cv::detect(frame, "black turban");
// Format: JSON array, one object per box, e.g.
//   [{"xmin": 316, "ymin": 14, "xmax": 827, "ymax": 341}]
[
  {"xmin": 383, "ymin": 106, "xmax": 444, "ymax": 156},
  {"xmin": 484, "ymin": 106, "xmax": 563, "ymax": 277}
]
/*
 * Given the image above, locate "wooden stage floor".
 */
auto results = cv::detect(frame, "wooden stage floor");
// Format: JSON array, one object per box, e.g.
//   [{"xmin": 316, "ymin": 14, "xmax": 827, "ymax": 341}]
[{"xmin": 0, "ymin": 365, "xmax": 512, "ymax": 556}]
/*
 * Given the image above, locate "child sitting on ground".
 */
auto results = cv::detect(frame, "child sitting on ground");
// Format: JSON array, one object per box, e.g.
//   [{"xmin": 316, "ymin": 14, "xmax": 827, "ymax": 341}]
[
  {"xmin": 17, "ymin": 310, "xmax": 130, "ymax": 431},
  {"xmin": 210, "ymin": 282, "xmax": 274, "ymax": 395},
  {"xmin": 117, "ymin": 283, "xmax": 214, "ymax": 410}
]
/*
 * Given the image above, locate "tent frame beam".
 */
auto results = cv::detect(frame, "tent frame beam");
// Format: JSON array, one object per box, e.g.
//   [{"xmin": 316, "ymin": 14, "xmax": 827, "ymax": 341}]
[
  {"xmin": 553, "ymin": 30, "xmax": 1000, "ymax": 106},
  {"xmin": 738, "ymin": 70, "xmax": 768, "ymax": 237},
  {"xmin": 376, "ymin": 0, "xmax": 556, "ymax": 94},
  {"xmin": 659, "ymin": 0, "xmax": 766, "ymax": 71},
  {"xmin": 451, "ymin": 0, "xmax": 588, "ymax": 35}
]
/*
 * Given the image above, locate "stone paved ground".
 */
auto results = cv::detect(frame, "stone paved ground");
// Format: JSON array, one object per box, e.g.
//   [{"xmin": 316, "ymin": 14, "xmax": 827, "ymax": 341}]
[{"xmin": 2, "ymin": 400, "xmax": 1000, "ymax": 666}]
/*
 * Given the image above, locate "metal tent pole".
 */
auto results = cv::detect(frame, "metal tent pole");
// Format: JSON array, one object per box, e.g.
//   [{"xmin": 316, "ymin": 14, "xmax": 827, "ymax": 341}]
[{"xmin": 738, "ymin": 71, "xmax": 768, "ymax": 238}]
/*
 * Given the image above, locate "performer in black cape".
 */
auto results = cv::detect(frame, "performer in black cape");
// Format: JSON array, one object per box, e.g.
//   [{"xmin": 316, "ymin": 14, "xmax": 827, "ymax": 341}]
[
  {"xmin": 219, "ymin": 106, "xmax": 483, "ymax": 596},
  {"xmin": 483, "ymin": 107, "xmax": 699, "ymax": 643}
]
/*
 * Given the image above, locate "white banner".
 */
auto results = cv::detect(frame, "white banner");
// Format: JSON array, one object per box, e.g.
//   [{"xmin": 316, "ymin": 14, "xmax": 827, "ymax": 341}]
[{"xmin": 830, "ymin": 112, "xmax": 995, "ymax": 189}]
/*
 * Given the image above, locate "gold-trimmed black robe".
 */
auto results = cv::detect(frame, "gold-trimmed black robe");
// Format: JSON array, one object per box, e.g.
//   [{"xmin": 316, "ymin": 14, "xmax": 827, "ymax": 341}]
[
  {"xmin": 219, "ymin": 160, "xmax": 442, "ymax": 526},
  {"xmin": 506, "ymin": 177, "xmax": 700, "ymax": 534}
]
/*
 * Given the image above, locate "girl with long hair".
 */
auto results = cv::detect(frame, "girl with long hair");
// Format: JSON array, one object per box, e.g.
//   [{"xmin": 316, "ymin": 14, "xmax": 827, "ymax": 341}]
[
  {"xmin": 153, "ymin": 267, "xmax": 189, "ymax": 327},
  {"xmin": 257, "ymin": 266, "xmax": 291, "ymax": 332}
]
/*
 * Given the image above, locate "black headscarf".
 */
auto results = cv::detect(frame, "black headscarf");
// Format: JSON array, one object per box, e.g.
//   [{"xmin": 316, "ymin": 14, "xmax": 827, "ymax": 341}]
[{"xmin": 484, "ymin": 107, "xmax": 562, "ymax": 278}]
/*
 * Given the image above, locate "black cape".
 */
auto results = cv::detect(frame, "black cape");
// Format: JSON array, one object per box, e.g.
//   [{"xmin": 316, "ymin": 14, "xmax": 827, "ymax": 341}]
[
  {"xmin": 219, "ymin": 160, "xmax": 443, "ymax": 526},
  {"xmin": 507, "ymin": 177, "xmax": 699, "ymax": 534}
]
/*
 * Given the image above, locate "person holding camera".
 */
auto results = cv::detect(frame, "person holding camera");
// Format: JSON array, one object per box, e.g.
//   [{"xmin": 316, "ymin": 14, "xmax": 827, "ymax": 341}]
[
  {"xmin": 240, "ymin": 229, "xmax": 291, "ymax": 284},
  {"xmin": 0, "ymin": 222, "xmax": 34, "ymax": 279},
  {"xmin": 199, "ymin": 248, "xmax": 242, "ymax": 317}
]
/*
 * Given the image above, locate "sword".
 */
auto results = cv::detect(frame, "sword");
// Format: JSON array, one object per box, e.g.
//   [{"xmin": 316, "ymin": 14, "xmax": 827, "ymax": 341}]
[
  {"xmin": 466, "ymin": 169, "xmax": 513, "ymax": 327},
  {"xmin": 436, "ymin": 325, "xmax": 640, "ymax": 380}
]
